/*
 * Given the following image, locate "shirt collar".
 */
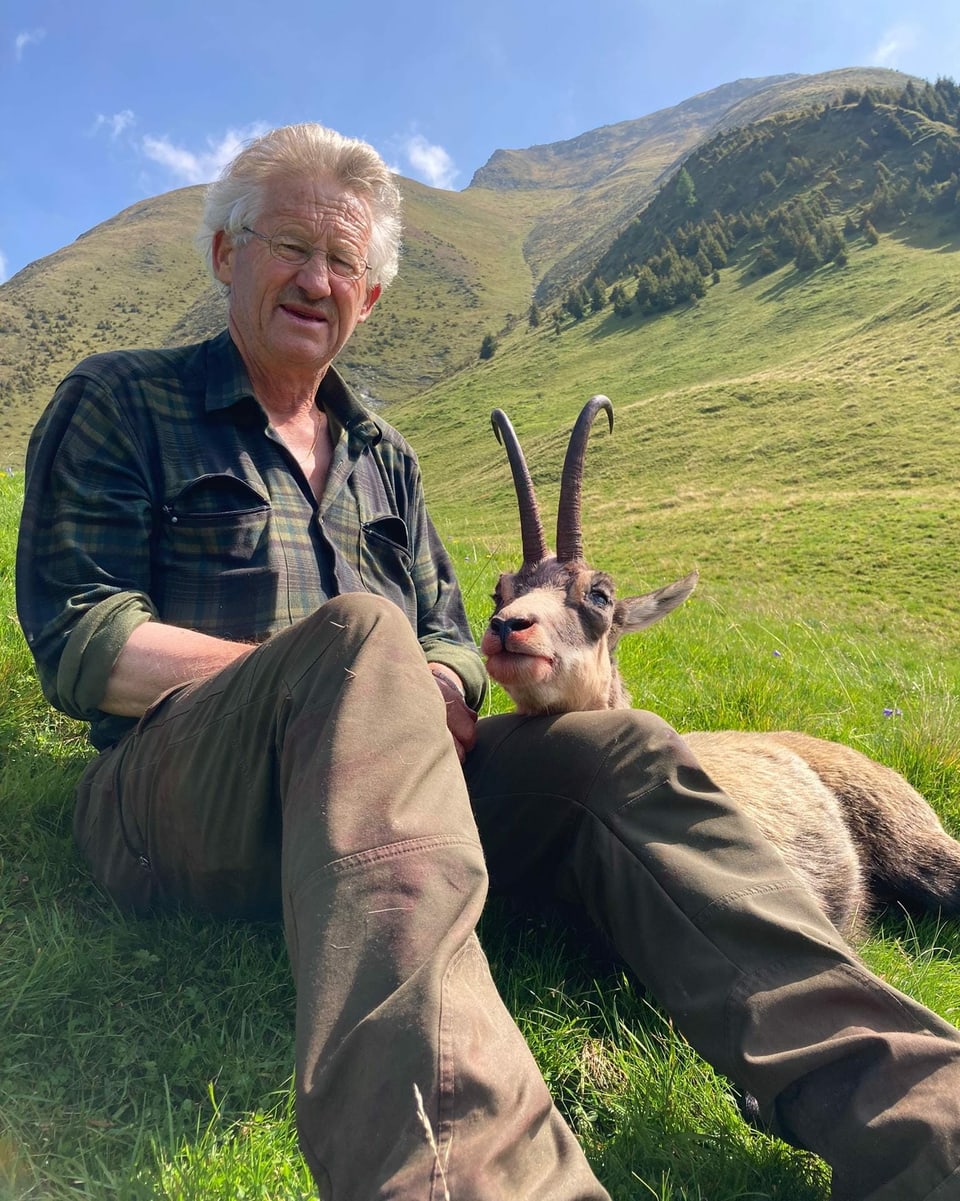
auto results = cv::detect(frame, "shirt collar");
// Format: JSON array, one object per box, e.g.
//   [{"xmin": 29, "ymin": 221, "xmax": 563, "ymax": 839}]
[
  {"xmin": 203, "ymin": 330, "xmax": 255, "ymax": 414},
  {"xmin": 203, "ymin": 329, "xmax": 381, "ymax": 448}
]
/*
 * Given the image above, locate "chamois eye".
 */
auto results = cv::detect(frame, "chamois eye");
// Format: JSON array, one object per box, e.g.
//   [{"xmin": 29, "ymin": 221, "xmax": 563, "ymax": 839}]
[{"xmin": 587, "ymin": 588, "xmax": 612, "ymax": 608}]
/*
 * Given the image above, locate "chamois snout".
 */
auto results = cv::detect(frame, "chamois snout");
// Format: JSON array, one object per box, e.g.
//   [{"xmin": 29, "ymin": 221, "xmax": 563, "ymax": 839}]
[{"xmin": 487, "ymin": 614, "xmax": 535, "ymax": 648}]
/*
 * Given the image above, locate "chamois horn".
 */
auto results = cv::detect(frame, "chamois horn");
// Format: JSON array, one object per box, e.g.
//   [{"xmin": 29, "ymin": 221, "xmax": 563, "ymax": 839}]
[
  {"xmin": 491, "ymin": 409, "xmax": 548, "ymax": 568},
  {"xmin": 556, "ymin": 395, "xmax": 614, "ymax": 563}
]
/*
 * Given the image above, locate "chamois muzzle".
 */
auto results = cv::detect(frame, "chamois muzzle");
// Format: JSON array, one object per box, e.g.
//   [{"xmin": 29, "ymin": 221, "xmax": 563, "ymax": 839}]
[{"xmin": 488, "ymin": 614, "xmax": 534, "ymax": 649}]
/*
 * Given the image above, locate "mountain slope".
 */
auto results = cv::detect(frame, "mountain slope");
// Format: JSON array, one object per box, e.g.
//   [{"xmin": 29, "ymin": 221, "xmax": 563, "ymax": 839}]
[
  {"xmin": 471, "ymin": 68, "xmax": 919, "ymax": 295},
  {"xmin": 387, "ymin": 218, "xmax": 960, "ymax": 643},
  {"xmin": 0, "ymin": 66, "xmax": 930, "ymax": 468}
]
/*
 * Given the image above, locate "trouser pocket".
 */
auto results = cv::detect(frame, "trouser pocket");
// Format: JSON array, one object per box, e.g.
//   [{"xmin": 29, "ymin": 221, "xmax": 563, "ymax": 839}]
[{"xmin": 73, "ymin": 745, "xmax": 157, "ymax": 912}]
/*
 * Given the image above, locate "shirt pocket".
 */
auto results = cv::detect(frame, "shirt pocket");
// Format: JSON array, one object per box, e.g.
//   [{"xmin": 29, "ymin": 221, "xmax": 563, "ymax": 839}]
[
  {"xmin": 156, "ymin": 474, "xmax": 278, "ymax": 640},
  {"xmin": 357, "ymin": 514, "xmax": 416, "ymax": 624},
  {"xmin": 159, "ymin": 474, "xmax": 271, "ymax": 566}
]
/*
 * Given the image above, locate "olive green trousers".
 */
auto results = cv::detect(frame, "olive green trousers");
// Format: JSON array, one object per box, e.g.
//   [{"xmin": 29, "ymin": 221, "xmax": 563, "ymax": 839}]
[{"xmin": 74, "ymin": 594, "xmax": 960, "ymax": 1200}]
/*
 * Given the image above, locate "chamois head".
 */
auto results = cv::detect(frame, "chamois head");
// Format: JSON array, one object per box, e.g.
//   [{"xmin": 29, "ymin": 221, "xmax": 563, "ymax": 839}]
[{"xmin": 480, "ymin": 396, "xmax": 698, "ymax": 714}]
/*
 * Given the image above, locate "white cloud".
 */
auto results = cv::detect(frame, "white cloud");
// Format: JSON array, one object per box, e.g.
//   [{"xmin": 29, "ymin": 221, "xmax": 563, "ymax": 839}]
[
  {"xmin": 93, "ymin": 110, "xmax": 136, "ymax": 139},
  {"xmin": 0, "ymin": 248, "xmax": 7, "ymax": 285},
  {"xmin": 869, "ymin": 23, "xmax": 919, "ymax": 68},
  {"xmin": 14, "ymin": 27, "xmax": 45, "ymax": 61},
  {"xmin": 404, "ymin": 135, "xmax": 458, "ymax": 190},
  {"xmin": 141, "ymin": 124, "xmax": 269, "ymax": 185}
]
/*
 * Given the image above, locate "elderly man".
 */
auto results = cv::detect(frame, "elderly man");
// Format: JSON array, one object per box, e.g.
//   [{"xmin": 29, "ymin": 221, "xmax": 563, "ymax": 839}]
[{"xmin": 16, "ymin": 123, "xmax": 960, "ymax": 1200}]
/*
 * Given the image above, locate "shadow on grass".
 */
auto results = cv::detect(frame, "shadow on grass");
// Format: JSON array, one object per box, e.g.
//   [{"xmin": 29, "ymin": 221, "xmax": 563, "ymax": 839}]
[{"xmin": 479, "ymin": 898, "xmax": 830, "ymax": 1201}]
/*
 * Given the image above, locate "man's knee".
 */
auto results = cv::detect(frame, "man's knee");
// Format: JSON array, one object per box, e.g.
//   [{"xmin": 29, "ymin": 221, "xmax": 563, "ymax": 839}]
[
  {"xmin": 317, "ymin": 591, "xmax": 412, "ymax": 632},
  {"xmin": 475, "ymin": 705, "xmax": 691, "ymax": 782},
  {"xmin": 253, "ymin": 593, "xmax": 421, "ymax": 684},
  {"xmin": 470, "ymin": 706, "xmax": 697, "ymax": 823},
  {"xmin": 300, "ymin": 592, "xmax": 416, "ymax": 647}
]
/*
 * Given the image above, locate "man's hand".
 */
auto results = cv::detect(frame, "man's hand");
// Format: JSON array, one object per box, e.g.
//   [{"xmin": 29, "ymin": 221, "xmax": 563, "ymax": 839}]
[{"xmin": 428, "ymin": 664, "xmax": 478, "ymax": 764}]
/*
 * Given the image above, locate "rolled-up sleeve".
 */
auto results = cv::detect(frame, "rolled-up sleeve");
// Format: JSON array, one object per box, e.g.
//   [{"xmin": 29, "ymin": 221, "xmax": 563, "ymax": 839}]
[{"xmin": 55, "ymin": 592, "xmax": 156, "ymax": 719}]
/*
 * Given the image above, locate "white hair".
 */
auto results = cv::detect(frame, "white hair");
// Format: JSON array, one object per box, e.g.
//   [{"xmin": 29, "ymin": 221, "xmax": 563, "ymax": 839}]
[{"xmin": 197, "ymin": 123, "xmax": 402, "ymax": 293}]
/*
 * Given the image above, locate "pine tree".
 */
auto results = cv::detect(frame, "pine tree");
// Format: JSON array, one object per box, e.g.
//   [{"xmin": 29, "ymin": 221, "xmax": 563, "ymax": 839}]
[
  {"xmin": 755, "ymin": 244, "xmax": 780, "ymax": 275},
  {"xmin": 610, "ymin": 285, "xmax": 632, "ymax": 318},
  {"xmin": 676, "ymin": 167, "xmax": 698, "ymax": 210},
  {"xmin": 562, "ymin": 288, "xmax": 585, "ymax": 321},
  {"xmin": 815, "ymin": 220, "xmax": 844, "ymax": 262},
  {"xmin": 701, "ymin": 232, "xmax": 727, "ymax": 269},
  {"xmin": 794, "ymin": 235, "xmax": 822, "ymax": 272},
  {"xmin": 634, "ymin": 266, "xmax": 659, "ymax": 312}
]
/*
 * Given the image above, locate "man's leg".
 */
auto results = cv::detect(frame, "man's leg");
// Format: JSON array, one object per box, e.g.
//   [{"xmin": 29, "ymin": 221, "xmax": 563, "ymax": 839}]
[
  {"xmin": 466, "ymin": 709, "xmax": 960, "ymax": 1201},
  {"xmin": 73, "ymin": 594, "xmax": 608, "ymax": 1201}
]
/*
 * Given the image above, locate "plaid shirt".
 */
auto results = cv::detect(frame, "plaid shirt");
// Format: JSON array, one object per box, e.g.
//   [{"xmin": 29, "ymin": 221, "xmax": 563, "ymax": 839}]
[{"xmin": 17, "ymin": 330, "xmax": 486, "ymax": 749}]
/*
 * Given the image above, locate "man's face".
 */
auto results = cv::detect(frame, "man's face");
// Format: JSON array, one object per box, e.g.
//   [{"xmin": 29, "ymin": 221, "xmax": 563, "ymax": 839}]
[{"xmin": 212, "ymin": 174, "xmax": 381, "ymax": 382}]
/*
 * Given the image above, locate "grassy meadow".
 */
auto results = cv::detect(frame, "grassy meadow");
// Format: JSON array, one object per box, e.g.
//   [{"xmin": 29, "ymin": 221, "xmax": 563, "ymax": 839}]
[{"xmin": 2, "ymin": 472, "xmax": 959, "ymax": 1197}]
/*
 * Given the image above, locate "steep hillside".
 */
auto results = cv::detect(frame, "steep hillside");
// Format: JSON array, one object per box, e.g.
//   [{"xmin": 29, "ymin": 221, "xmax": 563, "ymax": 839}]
[
  {"xmin": 0, "ymin": 67, "xmax": 920, "ymax": 467},
  {"xmin": 0, "ymin": 186, "xmax": 215, "ymax": 469},
  {"xmin": 591, "ymin": 76, "xmax": 960, "ymax": 291},
  {"xmin": 472, "ymin": 77, "xmax": 794, "ymax": 189},
  {"xmin": 470, "ymin": 67, "xmax": 919, "ymax": 296}
]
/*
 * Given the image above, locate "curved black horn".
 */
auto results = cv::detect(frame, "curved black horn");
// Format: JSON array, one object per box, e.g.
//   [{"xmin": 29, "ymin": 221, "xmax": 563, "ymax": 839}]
[
  {"xmin": 556, "ymin": 395, "xmax": 614, "ymax": 563},
  {"xmin": 491, "ymin": 409, "xmax": 548, "ymax": 568}
]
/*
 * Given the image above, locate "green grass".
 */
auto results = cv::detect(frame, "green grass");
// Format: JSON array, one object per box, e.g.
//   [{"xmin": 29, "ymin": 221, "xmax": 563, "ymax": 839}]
[{"xmin": 3, "ymin": 465, "xmax": 960, "ymax": 1199}]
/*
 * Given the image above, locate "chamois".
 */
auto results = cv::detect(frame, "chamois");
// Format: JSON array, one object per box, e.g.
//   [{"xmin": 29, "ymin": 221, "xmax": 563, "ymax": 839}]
[{"xmin": 481, "ymin": 396, "xmax": 960, "ymax": 939}]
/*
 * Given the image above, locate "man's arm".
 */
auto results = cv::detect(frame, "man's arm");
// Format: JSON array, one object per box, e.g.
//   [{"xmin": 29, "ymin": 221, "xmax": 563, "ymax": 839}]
[
  {"xmin": 17, "ymin": 366, "xmax": 258, "ymax": 733},
  {"xmin": 99, "ymin": 622, "xmax": 256, "ymax": 717}
]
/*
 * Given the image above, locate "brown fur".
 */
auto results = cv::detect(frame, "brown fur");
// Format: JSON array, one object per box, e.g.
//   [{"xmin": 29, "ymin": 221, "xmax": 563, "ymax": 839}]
[{"xmin": 485, "ymin": 402, "xmax": 960, "ymax": 940}]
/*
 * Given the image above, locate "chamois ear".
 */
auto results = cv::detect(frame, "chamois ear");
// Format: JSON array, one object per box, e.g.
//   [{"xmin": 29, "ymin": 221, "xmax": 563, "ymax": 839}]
[{"xmin": 612, "ymin": 571, "xmax": 699, "ymax": 639}]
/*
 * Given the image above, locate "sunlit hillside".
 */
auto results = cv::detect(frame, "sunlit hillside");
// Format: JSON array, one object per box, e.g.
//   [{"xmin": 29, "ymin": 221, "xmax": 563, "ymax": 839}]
[
  {"xmin": 0, "ymin": 66, "xmax": 918, "ymax": 467},
  {"xmin": 394, "ymin": 220, "xmax": 959, "ymax": 658}
]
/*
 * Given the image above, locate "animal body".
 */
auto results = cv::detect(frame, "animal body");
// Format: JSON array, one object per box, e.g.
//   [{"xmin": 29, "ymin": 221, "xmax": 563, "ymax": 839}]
[{"xmin": 481, "ymin": 396, "xmax": 960, "ymax": 939}]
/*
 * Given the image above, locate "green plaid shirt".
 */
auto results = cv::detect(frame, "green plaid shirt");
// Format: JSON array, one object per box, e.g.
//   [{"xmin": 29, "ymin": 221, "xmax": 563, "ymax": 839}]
[{"xmin": 17, "ymin": 330, "xmax": 485, "ymax": 749}]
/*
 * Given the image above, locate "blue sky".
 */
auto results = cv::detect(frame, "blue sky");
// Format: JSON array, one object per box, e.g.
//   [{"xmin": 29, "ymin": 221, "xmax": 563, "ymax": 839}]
[{"xmin": 2, "ymin": 0, "xmax": 958, "ymax": 282}]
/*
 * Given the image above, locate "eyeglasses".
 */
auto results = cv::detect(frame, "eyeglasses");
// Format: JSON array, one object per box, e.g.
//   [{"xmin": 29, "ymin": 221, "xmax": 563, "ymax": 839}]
[{"xmin": 240, "ymin": 226, "xmax": 370, "ymax": 282}]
